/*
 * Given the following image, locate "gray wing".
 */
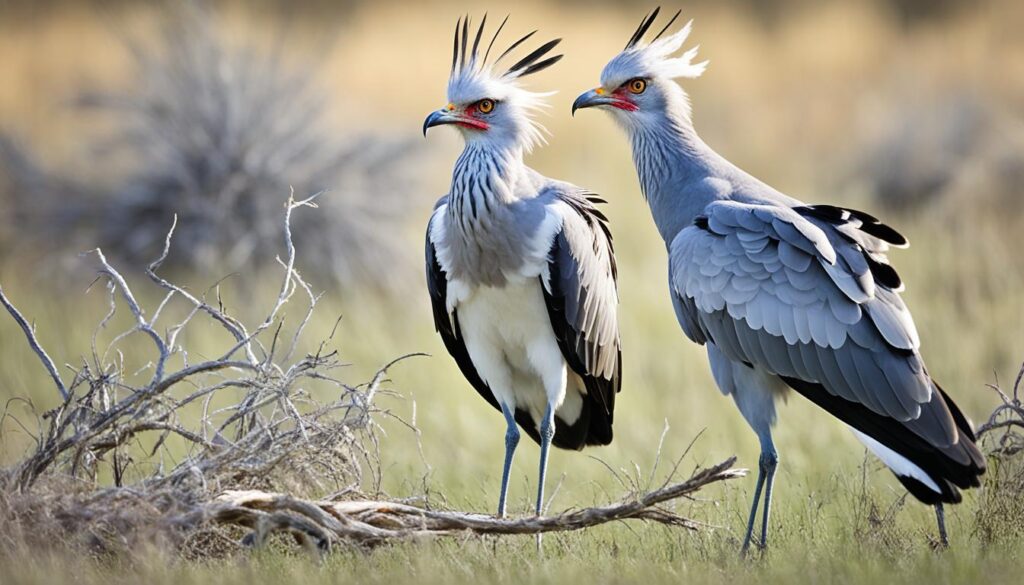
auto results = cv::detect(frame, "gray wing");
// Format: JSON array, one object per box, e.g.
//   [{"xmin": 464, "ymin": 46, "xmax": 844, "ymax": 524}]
[
  {"xmin": 542, "ymin": 192, "xmax": 621, "ymax": 444},
  {"xmin": 669, "ymin": 200, "xmax": 961, "ymax": 446}
]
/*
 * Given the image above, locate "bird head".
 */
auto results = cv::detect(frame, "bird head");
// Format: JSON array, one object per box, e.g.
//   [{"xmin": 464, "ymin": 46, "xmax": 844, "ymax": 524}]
[
  {"xmin": 423, "ymin": 15, "xmax": 562, "ymax": 152},
  {"xmin": 572, "ymin": 8, "xmax": 707, "ymax": 128}
]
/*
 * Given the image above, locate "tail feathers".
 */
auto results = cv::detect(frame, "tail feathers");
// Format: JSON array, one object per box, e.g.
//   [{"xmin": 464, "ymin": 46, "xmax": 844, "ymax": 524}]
[
  {"xmin": 781, "ymin": 376, "xmax": 985, "ymax": 505},
  {"xmin": 514, "ymin": 388, "xmax": 614, "ymax": 451}
]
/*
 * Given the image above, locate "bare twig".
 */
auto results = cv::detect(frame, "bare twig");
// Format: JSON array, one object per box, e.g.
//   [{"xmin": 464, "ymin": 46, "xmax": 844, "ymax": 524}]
[
  {"xmin": 0, "ymin": 286, "xmax": 69, "ymax": 401},
  {"xmin": 978, "ymin": 362, "xmax": 1024, "ymax": 457}
]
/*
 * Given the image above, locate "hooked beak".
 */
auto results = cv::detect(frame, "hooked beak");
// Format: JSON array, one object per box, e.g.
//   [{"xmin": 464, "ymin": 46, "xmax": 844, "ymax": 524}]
[
  {"xmin": 573, "ymin": 89, "xmax": 618, "ymax": 116},
  {"xmin": 423, "ymin": 108, "xmax": 488, "ymax": 136},
  {"xmin": 423, "ymin": 110, "xmax": 457, "ymax": 136}
]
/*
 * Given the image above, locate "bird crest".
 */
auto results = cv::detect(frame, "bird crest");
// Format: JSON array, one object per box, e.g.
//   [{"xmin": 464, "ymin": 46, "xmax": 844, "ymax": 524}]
[
  {"xmin": 600, "ymin": 7, "xmax": 708, "ymax": 88},
  {"xmin": 445, "ymin": 15, "xmax": 562, "ymax": 150}
]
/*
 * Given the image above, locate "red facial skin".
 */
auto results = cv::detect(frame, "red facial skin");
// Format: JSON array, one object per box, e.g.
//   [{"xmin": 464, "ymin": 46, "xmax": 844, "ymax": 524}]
[
  {"xmin": 609, "ymin": 88, "xmax": 639, "ymax": 111},
  {"xmin": 456, "ymin": 103, "xmax": 490, "ymax": 130}
]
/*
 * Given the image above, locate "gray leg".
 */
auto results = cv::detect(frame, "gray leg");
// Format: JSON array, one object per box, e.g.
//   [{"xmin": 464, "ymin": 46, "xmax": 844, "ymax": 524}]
[
  {"xmin": 741, "ymin": 433, "xmax": 778, "ymax": 555},
  {"xmin": 496, "ymin": 403, "xmax": 520, "ymax": 518},
  {"xmin": 935, "ymin": 503, "xmax": 949, "ymax": 548},
  {"xmin": 534, "ymin": 403, "xmax": 556, "ymax": 549},
  {"xmin": 758, "ymin": 448, "xmax": 779, "ymax": 550},
  {"xmin": 740, "ymin": 463, "xmax": 766, "ymax": 554}
]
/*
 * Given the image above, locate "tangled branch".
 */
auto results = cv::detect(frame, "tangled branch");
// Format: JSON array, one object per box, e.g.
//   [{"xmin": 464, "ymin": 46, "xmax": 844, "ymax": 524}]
[
  {"xmin": 0, "ymin": 193, "xmax": 414, "ymax": 524},
  {"xmin": 974, "ymin": 362, "xmax": 1024, "ymax": 543},
  {"xmin": 978, "ymin": 362, "xmax": 1024, "ymax": 457}
]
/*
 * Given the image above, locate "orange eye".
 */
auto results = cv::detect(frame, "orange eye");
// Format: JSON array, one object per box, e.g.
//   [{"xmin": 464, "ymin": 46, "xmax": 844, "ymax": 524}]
[
  {"xmin": 477, "ymin": 99, "xmax": 495, "ymax": 114},
  {"xmin": 628, "ymin": 78, "xmax": 647, "ymax": 94}
]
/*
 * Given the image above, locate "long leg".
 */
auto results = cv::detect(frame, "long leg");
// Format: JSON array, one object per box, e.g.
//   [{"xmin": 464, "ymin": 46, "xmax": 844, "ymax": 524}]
[
  {"xmin": 935, "ymin": 503, "xmax": 949, "ymax": 548},
  {"xmin": 741, "ymin": 433, "xmax": 778, "ymax": 555},
  {"xmin": 740, "ymin": 463, "xmax": 766, "ymax": 554},
  {"xmin": 534, "ymin": 402, "xmax": 556, "ymax": 548},
  {"xmin": 496, "ymin": 403, "xmax": 521, "ymax": 518},
  {"xmin": 758, "ymin": 444, "xmax": 779, "ymax": 550}
]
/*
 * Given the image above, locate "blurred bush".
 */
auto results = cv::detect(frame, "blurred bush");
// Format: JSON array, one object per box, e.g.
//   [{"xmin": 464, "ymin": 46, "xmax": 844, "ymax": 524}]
[
  {"xmin": 855, "ymin": 91, "xmax": 1024, "ymax": 213},
  {"xmin": 0, "ymin": 2, "xmax": 427, "ymax": 291}
]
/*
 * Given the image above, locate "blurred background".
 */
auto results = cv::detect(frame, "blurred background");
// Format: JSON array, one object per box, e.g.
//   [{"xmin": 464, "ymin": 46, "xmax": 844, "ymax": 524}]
[{"xmin": 1, "ymin": 0, "xmax": 1022, "ymax": 523}]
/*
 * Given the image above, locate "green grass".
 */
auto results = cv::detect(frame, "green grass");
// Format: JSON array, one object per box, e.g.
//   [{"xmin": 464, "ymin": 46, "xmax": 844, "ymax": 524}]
[{"xmin": 0, "ymin": 195, "xmax": 1021, "ymax": 583}]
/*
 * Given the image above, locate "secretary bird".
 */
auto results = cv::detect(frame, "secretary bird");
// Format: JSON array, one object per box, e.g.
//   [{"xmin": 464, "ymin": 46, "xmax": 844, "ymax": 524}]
[
  {"xmin": 572, "ymin": 8, "xmax": 984, "ymax": 551},
  {"xmin": 423, "ymin": 15, "xmax": 621, "ymax": 521}
]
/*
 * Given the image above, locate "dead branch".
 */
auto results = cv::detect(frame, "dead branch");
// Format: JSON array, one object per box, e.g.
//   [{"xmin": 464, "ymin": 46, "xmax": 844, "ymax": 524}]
[
  {"xmin": 978, "ymin": 362, "xmax": 1024, "ymax": 457},
  {"xmin": 0, "ymin": 192, "xmax": 397, "ymax": 499},
  {"xmin": 174, "ymin": 457, "xmax": 744, "ymax": 553}
]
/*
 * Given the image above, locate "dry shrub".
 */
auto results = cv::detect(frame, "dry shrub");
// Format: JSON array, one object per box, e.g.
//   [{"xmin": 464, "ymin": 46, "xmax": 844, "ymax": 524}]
[
  {"xmin": 0, "ymin": 193, "xmax": 418, "ymax": 559},
  {"xmin": 974, "ymin": 364, "xmax": 1024, "ymax": 544},
  {"xmin": 845, "ymin": 451, "xmax": 915, "ymax": 556},
  {"xmin": 855, "ymin": 91, "xmax": 1024, "ymax": 213},
  {"xmin": 0, "ymin": 1, "xmax": 426, "ymax": 291}
]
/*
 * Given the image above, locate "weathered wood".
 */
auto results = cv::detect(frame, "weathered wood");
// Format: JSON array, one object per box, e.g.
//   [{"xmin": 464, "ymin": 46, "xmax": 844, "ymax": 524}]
[{"xmin": 179, "ymin": 457, "xmax": 745, "ymax": 553}]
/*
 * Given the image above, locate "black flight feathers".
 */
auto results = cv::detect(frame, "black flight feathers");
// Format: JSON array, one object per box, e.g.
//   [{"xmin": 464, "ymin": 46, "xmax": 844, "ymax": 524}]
[
  {"xmin": 625, "ymin": 6, "xmax": 683, "ymax": 50},
  {"xmin": 797, "ymin": 204, "xmax": 909, "ymax": 248},
  {"xmin": 451, "ymin": 14, "xmax": 562, "ymax": 79}
]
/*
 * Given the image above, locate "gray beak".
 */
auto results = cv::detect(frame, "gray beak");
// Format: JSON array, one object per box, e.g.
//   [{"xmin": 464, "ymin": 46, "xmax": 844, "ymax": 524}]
[
  {"xmin": 423, "ymin": 109, "xmax": 460, "ymax": 136},
  {"xmin": 572, "ymin": 89, "xmax": 617, "ymax": 116}
]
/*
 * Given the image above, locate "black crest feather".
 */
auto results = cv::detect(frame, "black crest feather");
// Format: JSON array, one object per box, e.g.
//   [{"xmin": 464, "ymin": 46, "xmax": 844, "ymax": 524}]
[
  {"xmin": 507, "ymin": 38, "xmax": 562, "ymax": 76},
  {"xmin": 495, "ymin": 30, "xmax": 537, "ymax": 64},
  {"xmin": 449, "ymin": 15, "xmax": 563, "ymax": 79},
  {"xmin": 483, "ymin": 15, "xmax": 509, "ymax": 65},
  {"xmin": 460, "ymin": 15, "xmax": 469, "ymax": 72},
  {"xmin": 451, "ymin": 16, "xmax": 461, "ymax": 73},
  {"xmin": 471, "ymin": 13, "xmax": 486, "ymax": 64},
  {"xmin": 625, "ymin": 6, "xmax": 661, "ymax": 50},
  {"xmin": 652, "ymin": 9, "xmax": 682, "ymax": 43},
  {"xmin": 520, "ymin": 54, "xmax": 563, "ymax": 77}
]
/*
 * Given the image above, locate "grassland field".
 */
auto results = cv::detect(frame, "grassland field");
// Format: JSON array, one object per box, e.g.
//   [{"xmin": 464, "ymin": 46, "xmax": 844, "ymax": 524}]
[{"xmin": 1, "ymin": 1, "xmax": 1023, "ymax": 583}]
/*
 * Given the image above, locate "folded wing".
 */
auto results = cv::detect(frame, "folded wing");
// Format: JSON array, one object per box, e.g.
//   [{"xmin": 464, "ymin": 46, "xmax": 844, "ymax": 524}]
[{"xmin": 669, "ymin": 200, "xmax": 984, "ymax": 501}]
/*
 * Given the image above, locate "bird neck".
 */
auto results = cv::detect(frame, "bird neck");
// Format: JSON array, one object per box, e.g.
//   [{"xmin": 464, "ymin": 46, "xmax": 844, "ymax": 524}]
[
  {"xmin": 449, "ymin": 143, "xmax": 525, "ymax": 220},
  {"xmin": 627, "ymin": 105, "xmax": 733, "ymax": 245}
]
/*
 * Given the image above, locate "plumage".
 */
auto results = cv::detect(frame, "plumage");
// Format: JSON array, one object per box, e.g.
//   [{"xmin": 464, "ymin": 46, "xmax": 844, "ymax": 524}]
[
  {"xmin": 577, "ymin": 9, "xmax": 984, "ymax": 550},
  {"xmin": 482, "ymin": 15, "xmax": 509, "ymax": 66},
  {"xmin": 494, "ymin": 30, "xmax": 536, "ymax": 64},
  {"xmin": 425, "ymin": 16, "xmax": 621, "ymax": 520},
  {"xmin": 471, "ymin": 13, "xmax": 487, "ymax": 65},
  {"xmin": 625, "ymin": 7, "xmax": 661, "ymax": 50},
  {"xmin": 507, "ymin": 38, "xmax": 563, "ymax": 77},
  {"xmin": 652, "ymin": 9, "xmax": 683, "ymax": 44}
]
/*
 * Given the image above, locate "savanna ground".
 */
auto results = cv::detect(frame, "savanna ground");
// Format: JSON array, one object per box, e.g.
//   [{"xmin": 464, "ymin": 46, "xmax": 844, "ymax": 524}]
[{"xmin": 1, "ymin": 0, "xmax": 1023, "ymax": 583}]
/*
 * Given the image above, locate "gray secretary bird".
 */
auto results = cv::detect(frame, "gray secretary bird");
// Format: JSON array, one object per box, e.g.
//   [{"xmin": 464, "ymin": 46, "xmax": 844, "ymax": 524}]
[
  {"xmin": 573, "ymin": 8, "xmax": 984, "ymax": 551},
  {"xmin": 423, "ymin": 16, "xmax": 621, "ymax": 520}
]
